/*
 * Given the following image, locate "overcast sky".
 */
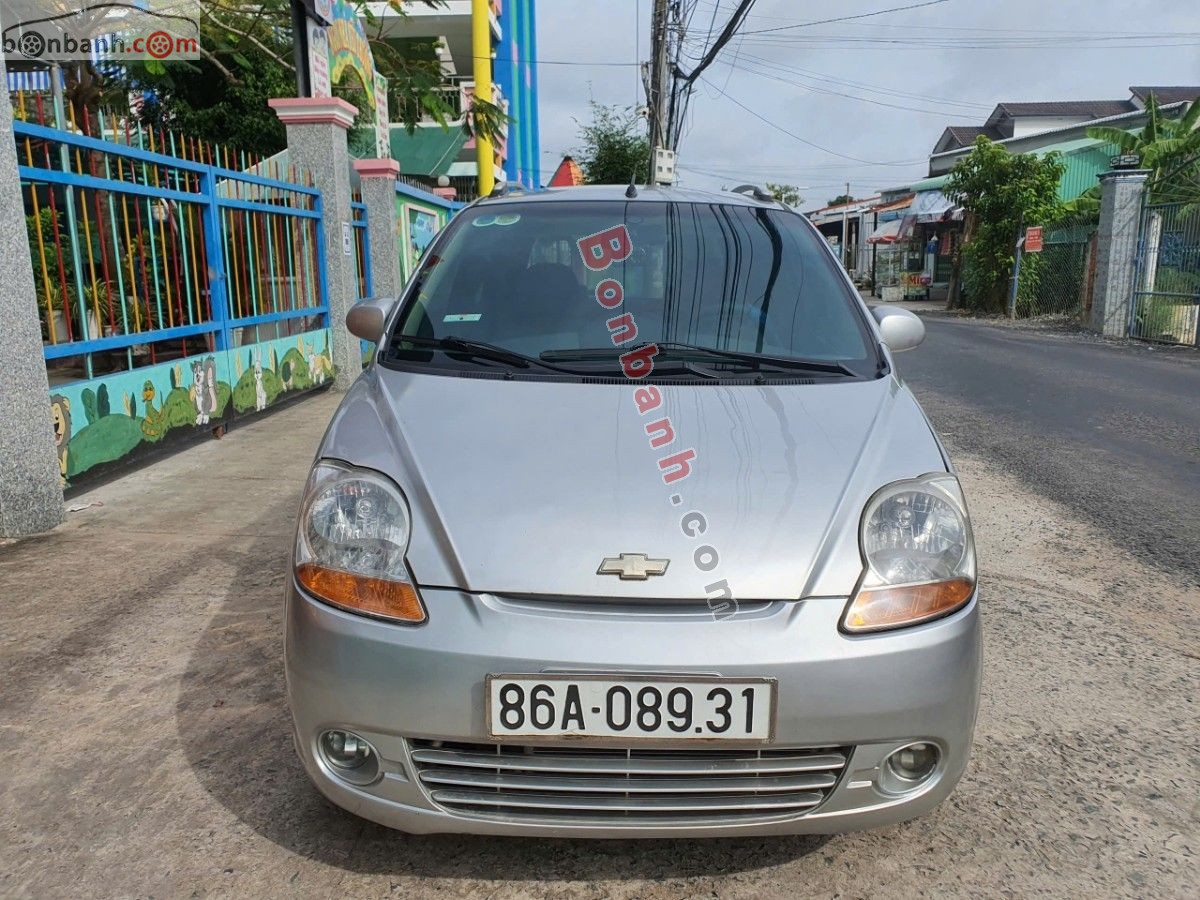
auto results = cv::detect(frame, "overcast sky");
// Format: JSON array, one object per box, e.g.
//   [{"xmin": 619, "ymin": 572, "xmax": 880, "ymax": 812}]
[{"xmin": 533, "ymin": 0, "xmax": 1200, "ymax": 207}]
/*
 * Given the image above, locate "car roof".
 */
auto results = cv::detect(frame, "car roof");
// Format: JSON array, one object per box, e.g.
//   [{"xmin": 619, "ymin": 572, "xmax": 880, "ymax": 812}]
[{"xmin": 474, "ymin": 183, "xmax": 787, "ymax": 209}]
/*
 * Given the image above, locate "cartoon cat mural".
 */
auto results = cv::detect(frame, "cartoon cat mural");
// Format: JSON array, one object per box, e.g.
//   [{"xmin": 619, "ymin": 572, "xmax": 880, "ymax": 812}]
[
  {"xmin": 253, "ymin": 354, "xmax": 267, "ymax": 412},
  {"xmin": 191, "ymin": 357, "xmax": 219, "ymax": 425}
]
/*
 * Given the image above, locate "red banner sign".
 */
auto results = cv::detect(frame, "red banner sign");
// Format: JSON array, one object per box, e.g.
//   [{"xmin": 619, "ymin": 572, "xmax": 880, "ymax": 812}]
[{"xmin": 1025, "ymin": 226, "xmax": 1044, "ymax": 253}]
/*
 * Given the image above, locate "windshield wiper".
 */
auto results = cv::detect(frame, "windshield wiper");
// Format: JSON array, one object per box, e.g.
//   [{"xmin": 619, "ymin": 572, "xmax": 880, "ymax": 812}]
[
  {"xmin": 393, "ymin": 334, "xmax": 585, "ymax": 375},
  {"xmin": 542, "ymin": 341, "xmax": 856, "ymax": 376}
]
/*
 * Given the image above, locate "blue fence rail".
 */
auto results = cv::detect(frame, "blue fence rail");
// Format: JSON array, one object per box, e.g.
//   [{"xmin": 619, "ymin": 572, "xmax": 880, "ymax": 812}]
[
  {"xmin": 351, "ymin": 195, "xmax": 372, "ymax": 301},
  {"xmin": 14, "ymin": 108, "xmax": 334, "ymax": 487},
  {"xmin": 1132, "ymin": 200, "xmax": 1200, "ymax": 346},
  {"xmin": 15, "ymin": 114, "xmax": 328, "ymax": 379}
]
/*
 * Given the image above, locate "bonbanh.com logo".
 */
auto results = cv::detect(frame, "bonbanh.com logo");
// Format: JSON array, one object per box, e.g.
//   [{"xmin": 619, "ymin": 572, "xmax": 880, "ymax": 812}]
[{"xmin": 1, "ymin": 0, "xmax": 201, "ymax": 63}]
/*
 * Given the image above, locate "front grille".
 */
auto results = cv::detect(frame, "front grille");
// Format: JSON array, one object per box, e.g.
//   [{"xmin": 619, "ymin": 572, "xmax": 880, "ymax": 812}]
[{"xmin": 409, "ymin": 739, "xmax": 850, "ymax": 826}]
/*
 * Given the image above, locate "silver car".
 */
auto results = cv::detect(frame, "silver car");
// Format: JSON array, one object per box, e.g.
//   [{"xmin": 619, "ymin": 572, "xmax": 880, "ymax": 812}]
[{"xmin": 286, "ymin": 184, "xmax": 980, "ymax": 838}]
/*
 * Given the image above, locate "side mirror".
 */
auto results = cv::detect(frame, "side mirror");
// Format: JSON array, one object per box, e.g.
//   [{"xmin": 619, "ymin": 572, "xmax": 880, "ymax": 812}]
[
  {"xmin": 346, "ymin": 296, "xmax": 398, "ymax": 344},
  {"xmin": 871, "ymin": 305, "xmax": 925, "ymax": 353}
]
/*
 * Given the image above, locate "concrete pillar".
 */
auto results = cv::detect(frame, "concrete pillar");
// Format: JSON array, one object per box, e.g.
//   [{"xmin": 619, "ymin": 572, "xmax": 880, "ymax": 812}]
[
  {"xmin": 0, "ymin": 54, "xmax": 65, "ymax": 535},
  {"xmin": 352, "ymin": 159, "xmax": 404, "ymax": 299},
  {"xmin": 1089, "ymin": 169, "xmax": 1149, "ymax": 337},
  {"xmin": 269, "ymin": 97, "xmax": 360, "ymax": 390}
]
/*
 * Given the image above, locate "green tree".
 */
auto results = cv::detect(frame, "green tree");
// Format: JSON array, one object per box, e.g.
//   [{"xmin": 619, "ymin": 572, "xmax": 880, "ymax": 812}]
[
  {"xmin": 827, "ymin": 193, "xmax": 854, "ymax": 206},
  {"xmin": 766, "ymin": 183, "xmax": 803, "ymax": 206},
  {"xmin": 945, "ymin": 136, "xmax": 1065, "ymax": 313},
  {"xmin": 114, "ymin": 1, "xmax": 504, "ymax": 157},
  {"xmin": 575, "ymin": 103, "xmax": 651, "ymax": 185}
]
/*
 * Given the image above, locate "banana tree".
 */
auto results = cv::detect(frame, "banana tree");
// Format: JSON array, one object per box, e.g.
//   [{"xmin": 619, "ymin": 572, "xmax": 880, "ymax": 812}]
[{"xmin": 1068, "ymin": 93, "xmax": 1200, "ymax": 212}]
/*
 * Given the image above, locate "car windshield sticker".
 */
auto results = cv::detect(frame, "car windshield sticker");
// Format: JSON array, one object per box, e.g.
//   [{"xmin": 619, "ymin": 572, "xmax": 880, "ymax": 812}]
[
  {"xmin": 472, "ymin": 214, "xmax": 521, "ymax": 227},
  {"xmin": 443, "ymin": 313, "xmax": 483, "ymax": 323}
]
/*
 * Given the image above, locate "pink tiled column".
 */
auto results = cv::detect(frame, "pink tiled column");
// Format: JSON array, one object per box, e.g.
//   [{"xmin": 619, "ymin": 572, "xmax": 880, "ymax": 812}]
[
  {"xmin": 269, "ymin": 97, "xmax": 361, "ymax": 389},
  {"xmin": 352, "ymin": 159, "xmax": 404, "ymax": 300}
]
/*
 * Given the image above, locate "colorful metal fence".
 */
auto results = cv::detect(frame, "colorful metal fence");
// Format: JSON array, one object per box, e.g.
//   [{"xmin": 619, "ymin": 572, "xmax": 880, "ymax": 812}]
[
  {"xmin": 350, "ymin": 193, "xmax": 372, "ymax": 301},
  {"xmin": 14, "ymin": 102, "xmax": 334, "ymax": 488},
  {"xmin": 1131, "ymin": 201, "xmax": 1200, "ymax": 346}
]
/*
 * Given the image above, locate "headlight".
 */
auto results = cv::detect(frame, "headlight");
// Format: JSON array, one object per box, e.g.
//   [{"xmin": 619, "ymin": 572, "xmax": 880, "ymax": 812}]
[
  {"xmin": 842, "ymin": 474, "xmax": 975, "ymax": 633},
  {"xmin": 294, "ymin": 462, "xmax": 426, "ymax": 624}
]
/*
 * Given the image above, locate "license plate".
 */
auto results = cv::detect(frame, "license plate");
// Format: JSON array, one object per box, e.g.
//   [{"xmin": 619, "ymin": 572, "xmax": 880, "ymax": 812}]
[{"xmin": 486, "ymin": 675, "xmax": 775, "ymax": 742}]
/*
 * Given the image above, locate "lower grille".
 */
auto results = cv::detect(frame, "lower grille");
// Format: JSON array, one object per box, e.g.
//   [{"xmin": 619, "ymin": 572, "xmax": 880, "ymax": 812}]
[{"xmin": 409, "ymin": 740, "xmax": 850, "ymax": 826}]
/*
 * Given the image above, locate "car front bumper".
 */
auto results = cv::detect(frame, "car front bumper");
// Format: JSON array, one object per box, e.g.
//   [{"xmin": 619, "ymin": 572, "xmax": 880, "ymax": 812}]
[{"xmin": 285, "ymin": 583, "xmax": 981, "ymax": 838}]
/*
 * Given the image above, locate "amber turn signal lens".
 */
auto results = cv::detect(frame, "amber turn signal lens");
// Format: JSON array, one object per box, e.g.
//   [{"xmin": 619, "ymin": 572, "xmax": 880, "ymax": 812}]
[
  {"xmin": 296, "ymin": 563, "xmax": 426, "ymax": 624},
  {"xmin": 842, "ymin": 577, "xmax": 974, "ymax": 633}
]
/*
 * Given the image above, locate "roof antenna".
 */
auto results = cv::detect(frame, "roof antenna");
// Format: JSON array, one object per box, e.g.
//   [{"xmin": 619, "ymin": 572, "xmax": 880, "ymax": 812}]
[{"xmin": 625, "ymin": 171, "xmax": 638, "ymax": 199}]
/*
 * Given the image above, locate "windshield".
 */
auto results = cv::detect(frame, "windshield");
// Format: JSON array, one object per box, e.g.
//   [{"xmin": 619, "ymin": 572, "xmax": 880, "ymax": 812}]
[{"xmin": 389, "ymin": 200, "xmax": 879, "ymax": 378}]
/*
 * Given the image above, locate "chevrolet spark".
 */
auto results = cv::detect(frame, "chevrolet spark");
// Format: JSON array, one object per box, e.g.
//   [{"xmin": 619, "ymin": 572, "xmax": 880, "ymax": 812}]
[{"xmin": 286, "ymin": 184, "xmax": 980, "ymax": 837}]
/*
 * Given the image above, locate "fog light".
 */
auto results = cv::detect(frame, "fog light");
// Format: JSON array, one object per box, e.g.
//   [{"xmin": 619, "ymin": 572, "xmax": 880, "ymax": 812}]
[
  {"xmin": 319, "ymin": 729, "xmax": 373, "ymax": 770},
  {"xmin": 884, "ymin": 742, "xmax": 940, "ymax": 786}
]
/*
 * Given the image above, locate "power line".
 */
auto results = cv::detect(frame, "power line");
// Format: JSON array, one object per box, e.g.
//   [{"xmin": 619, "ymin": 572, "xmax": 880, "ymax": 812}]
[
  {"xmin": 733, "ymin": 33, "xmax": 1200, "ymax": 49},
  {"xmin": 666, "ymin": 0, "xmax": 759, "ymax": 152},
  {"xmin": 698, "ymin": 76, "xmax": 928, "ymax": 166},
  {"xmin": 729, "ymin": 52, "xmax": 992, "ymax": 111},
  {"xmin": 691, "ymin": 0, "xmax": 1200, "ymax": 38},
  {"xmin": 736, "ymin": 0, "xmax": 950, "ymax": 36},
  {"xmin": 710, "ymin": 55, "xmax": 980, "ymax": 117}
]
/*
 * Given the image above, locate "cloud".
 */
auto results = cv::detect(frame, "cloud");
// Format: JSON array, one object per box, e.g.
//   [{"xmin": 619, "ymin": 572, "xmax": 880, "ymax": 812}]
[{"xmin": 535, "ymin": 0, "xmax": 1200, "ymax": 201}]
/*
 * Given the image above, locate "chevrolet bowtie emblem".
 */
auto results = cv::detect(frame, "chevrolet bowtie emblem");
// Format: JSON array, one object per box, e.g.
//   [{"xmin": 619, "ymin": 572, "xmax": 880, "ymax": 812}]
[{"xmin": 597, "ymin": 553, "xmax": 670, "ymax": 580}]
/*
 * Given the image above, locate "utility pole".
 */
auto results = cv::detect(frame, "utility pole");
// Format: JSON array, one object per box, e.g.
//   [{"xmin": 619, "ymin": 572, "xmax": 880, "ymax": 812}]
[
  {"xmin": 647, "ymin": 0, "xmax": 670, "ymax": 176},
  {"xmin": 841, "ymin": 181, "xmax": 850, "ymax": 270}
]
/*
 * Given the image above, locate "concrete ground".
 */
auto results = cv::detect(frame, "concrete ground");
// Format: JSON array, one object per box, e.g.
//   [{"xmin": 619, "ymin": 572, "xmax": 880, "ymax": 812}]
[{"xmin": 2, "ymin": 364, "xmax": 1197, "ymax": 898}]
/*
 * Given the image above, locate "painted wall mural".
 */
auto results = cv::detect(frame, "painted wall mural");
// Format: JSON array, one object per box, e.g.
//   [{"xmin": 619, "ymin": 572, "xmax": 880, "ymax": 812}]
[
  {"xmin": 49, "ymin": 329, "xmax": 336, "ymax": 487},
  {"xmin": 408, "ymin": 206, "xmax": 440, "ymax": 270},
  {"xmin": 328, "ymin": 0, "xmax": 381, "ymax": 113}
]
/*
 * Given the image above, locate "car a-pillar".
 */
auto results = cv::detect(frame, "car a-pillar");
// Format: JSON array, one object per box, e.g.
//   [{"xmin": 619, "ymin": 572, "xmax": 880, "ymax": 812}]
[
  {"xmin": 0, "ymin": 53, "xmax": 65, "ymax": 536},
  {"xmin": 269, "ymin": 97, "xmax": 363, "ymax": 392}
]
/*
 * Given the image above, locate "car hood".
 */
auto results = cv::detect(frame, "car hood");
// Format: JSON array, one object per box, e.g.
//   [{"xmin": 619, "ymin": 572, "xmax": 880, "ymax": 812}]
[{"xmin": 322, "ymin": 368, "xmax": 947, "ymax": 601}]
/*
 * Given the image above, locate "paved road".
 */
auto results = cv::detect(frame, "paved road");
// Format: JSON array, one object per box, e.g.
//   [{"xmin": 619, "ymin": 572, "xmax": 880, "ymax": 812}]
[
  {"xmin": 897, "ymin": 317, "xmax": 1200, "ymax": 585},
  {"xmin": 2, "ymin": 354, "xmax": 1197, "ymax": 898}
]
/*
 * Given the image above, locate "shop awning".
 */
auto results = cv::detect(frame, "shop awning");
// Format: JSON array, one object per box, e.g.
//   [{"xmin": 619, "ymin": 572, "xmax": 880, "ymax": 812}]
[
  {"xmin": 912, "ymin": 189, "xmax": 956, "ymax": 223},
  {"xmin": 867, "ymin": 219, "xmax": 904, "ymax": 244},
  {"xmin": 867, "ymin": 195, "xmax": 914, "ymax": 223}
]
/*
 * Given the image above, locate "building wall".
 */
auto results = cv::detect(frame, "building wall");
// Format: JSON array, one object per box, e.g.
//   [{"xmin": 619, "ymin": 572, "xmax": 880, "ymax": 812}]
[
  {"xmin": 491, "ymin": 0, "xmax": 539, "ymax": 189},
  {"xmin": 1057, "ymin": 143, "xmax": 1121, "ymax": 201},
  {"xmin": 1010, "ymin": 116, "xmax": 1092, "ymax": 138}
]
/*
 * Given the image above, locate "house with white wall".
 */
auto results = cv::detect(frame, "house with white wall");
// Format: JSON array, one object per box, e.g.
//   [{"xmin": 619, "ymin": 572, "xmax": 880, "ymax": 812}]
[{"xmin": 928, "ymin": 85, "xmax": 1200, "ymax": 176}]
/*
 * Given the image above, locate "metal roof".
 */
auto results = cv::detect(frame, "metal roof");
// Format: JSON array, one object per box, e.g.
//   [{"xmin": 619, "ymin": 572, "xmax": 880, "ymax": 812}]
[
  {"xmin": 929, "ymin": 101, "xmax": 1191, "ymax": 161},
  {"xmin": 1129, "ymin": 86, "xmax": 1200, "ymax": 105},
  {"xmin": 991, "ymin": 100, "xmax": 1134, "ymax": 120},
  {"xmin": 909, "ymin": 174, "xmax": 951, "ymax": 192},
  {"xmin": 388, "ymin": 126, "xmax": 466, "ymax": 178}
]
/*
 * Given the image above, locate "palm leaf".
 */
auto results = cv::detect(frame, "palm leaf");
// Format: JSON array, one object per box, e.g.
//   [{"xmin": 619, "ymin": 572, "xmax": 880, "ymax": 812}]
[
  {"xmin": 1178, "ymin": 95, "xmax": 1200, "ymax": 133},
  {"xmin": 1087, "ymin": 126, "xmax": 1139, "ymax": 153},
  {"xmin": 1143, "ymin": 93, "xmax": 1161, "ymax": 143}
]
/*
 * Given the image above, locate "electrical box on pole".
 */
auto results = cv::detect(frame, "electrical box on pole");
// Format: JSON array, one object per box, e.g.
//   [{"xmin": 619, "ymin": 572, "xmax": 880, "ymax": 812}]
[{"xmin": 653, "ymin": 148, "xmax": 677, "ymax": 186}]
